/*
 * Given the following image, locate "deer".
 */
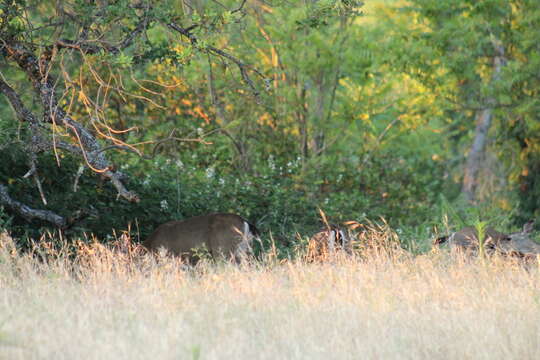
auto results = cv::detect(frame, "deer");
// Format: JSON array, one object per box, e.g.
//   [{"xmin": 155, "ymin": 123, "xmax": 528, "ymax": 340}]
[
  {"xmin": 434, "ymin": 221, "xmax": 540, "ymax": 258},
  {"xmin": 143, "ymin": 213, "xmax": 259, "ymax": 263},
  {"xmin": 306, "ymin": 224, "xmax": 352, "ymax": 261}
]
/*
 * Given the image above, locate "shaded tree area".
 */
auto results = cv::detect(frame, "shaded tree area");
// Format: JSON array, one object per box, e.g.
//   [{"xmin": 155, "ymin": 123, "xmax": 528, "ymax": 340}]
[{"xmin": 0, "ymin": 0, "xmax": 539, "ymax": 249}]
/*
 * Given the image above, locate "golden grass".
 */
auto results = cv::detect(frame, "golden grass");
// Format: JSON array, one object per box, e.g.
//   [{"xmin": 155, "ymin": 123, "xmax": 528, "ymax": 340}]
[{"xmin": 1, "ymin": 231, "xmax": 540, "ymax": 360}]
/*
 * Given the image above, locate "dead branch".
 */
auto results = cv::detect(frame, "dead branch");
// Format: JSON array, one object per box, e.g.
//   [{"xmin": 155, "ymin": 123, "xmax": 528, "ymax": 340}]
[
  {"xmin": 0, "ymin": 184, "xmax": 66, "ymax": 228},
  {"xmin": 147, "ymin": 128, "xmax": 212, "ymax": 159}
]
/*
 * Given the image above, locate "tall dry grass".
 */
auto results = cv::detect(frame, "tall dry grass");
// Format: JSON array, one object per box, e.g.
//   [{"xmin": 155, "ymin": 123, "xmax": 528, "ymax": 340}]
[{"xmin": 0, "ymin": 230, "xmax": 539, "ymax": 360}]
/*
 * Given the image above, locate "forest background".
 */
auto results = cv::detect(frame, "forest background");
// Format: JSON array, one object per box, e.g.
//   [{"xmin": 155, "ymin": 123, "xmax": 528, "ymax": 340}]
[{"xmin": 1, "ymin": 0, "xmax": 539, "ymax": 254}]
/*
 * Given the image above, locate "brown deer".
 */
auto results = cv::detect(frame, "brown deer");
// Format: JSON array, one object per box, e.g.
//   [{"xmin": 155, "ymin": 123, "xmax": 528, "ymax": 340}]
[
  {"xmin": 434, "ymin": 221, "xmax": 540, "ymax": 258},
  {"xmin": 144, "ymin": 213, "xmax": 259, "ymax": 262},
  {"xmin": 306, "ymin": 224, "xmax": 352, "ymax": 261}
]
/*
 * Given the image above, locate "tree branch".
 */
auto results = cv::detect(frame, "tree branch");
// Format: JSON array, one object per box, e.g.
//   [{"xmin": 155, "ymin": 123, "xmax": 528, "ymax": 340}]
[
  {"xmin": 0, "ymin": 75, "xmax": 39, "ymax": 125},
  {"xmin": 167, "ymin": 22, "xmax": 267, "ymax": 99},
  {"xmin": 0, "ymin": 184, "xmax": 67, "ymax": 228},
  {"xmin": 46, "ymin": 10, "xmax": 151, "ymax": 56},
  {"xmin": 232, "ymin": 0, "xmax": 248, "ymax": 14},
  {"xmin": 2, "ymin": 41, "xmax": 139, "ymax": 203}
]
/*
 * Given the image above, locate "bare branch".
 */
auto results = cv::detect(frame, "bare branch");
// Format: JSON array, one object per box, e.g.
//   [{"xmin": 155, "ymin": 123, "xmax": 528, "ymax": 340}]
[
  {"xmin": 73, "ymin": 165, "xmax": 85, "ymax": 193},
  {"xmin": 167, "ymin": 22, "xmax": 198, "ymax": 44},
  {"xmin": 361, "ymin": 116, "xmax": 401, "ymax": 168},
  {"xmin": 116, "ymin": 12, "xmax": 151, "ymax": 51},
  {"xmin": 207, "ymin": 44, "xmax": 263, "ymax": 97},
  {"xmin": 148, "ymin": 128, "xmax": 212, "ymax": 158},
  {"xmin": 0, "ymin": 184, "xmax": 66, "ymax": 228},
  {"xmin": 94, "ymin": 144, "xmax": 143, "ymax": 157},
  {"xmin": 53, "ymin": 39, "xmax": 102, "ymax": 54},
  {"xmin": 232, "ymin": 0, "xmax": 248, "ymax": 14},
  {"xmin": 23, "ymin": 155, "xmax": 48, "ymax": 205}
]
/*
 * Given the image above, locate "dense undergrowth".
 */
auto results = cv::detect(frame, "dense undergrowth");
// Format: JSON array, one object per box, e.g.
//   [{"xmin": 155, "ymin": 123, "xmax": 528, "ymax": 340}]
[{"xmin": 0, "ymin": 143, "xmax": 454, "ymax": 253}]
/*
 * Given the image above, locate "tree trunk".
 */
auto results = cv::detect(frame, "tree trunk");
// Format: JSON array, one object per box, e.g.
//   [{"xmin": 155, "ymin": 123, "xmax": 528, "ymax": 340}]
[
  {"xmin": 462, "ymin": 108, "xmax": 493, "ymax": 202},
  {"xmin": 462, "ymin": 45, "xmax": 506, "ymax": 202},
  {"xmin": 297, "ymin": 82, "xmax": 309, "ymax": 161}
]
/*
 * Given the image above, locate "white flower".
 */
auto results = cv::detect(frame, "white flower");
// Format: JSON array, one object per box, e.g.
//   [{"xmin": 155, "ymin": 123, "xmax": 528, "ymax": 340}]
[
  {"xmin": 197, "ymin": 127, "xmax": 204, "ymax": 136},
  {"xmin": 268, "ymin": 155, "xmax": 276, "ymax": 171},
  {"xmin": 206, "ymin": 167, "xmax": 215, "ymax": 178},
  {"xmin": 160, "ymin": 200, "xmax": 169, "ymax": 211},
  {"xmin": 175, "ymin": 159, "xmax": 184, "ymax": 169}
]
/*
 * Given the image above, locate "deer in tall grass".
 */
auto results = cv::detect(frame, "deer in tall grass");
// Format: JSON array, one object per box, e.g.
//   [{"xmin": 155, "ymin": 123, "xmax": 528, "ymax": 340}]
[
  {"xmin": 305, "ymin": 209, "xmax": 353, "ymax": 261},
  {"xmin": 144, "ymin": 213, "xmax": 259, "ymax": 263},
  {"xmin": 434, "ymin": 221, "xmax": 540, "ymax": 258},
  {"xmin": 306, "ymin": 224, "xmax": 352, "ymax": 261}
]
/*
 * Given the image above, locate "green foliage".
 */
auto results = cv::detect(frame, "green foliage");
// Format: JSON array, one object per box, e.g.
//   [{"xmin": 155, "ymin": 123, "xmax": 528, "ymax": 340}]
[
  {"xmin": 474, "ymin": 220, "xmax": 488, "ymax": 261},
  {"xmin": 0, "ymin": 206, "xmax": 13, "ymax": 232},
  {"xmin": 0, "ymin": 136, "xmax": 447, "ymax": 254},
  {"xmin": 0, "ymin": 0, "xmax": 538, "ymax": 253},
  {"xmin": 115, "ymin": 53, "xmax": 133, "ymax": 69}
]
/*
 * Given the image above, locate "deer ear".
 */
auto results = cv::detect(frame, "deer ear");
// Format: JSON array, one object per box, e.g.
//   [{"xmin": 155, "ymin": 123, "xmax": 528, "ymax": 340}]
[{"xmin": 522, "ymin": 220, "xmax": 535, "ymax": 233}]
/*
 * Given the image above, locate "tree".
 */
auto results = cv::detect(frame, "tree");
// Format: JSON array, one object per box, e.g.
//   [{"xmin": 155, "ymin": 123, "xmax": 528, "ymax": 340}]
[
  {"xmin": 0, "ymin": 0, "xmax": 264, "ymax": 227},
  {"xmin": 252, "ymin": 0, "xmax": 362, "ymax": 163},
  {"xmin": 383, "ymin": 0, "xmax": 540, "ymax": 204}
]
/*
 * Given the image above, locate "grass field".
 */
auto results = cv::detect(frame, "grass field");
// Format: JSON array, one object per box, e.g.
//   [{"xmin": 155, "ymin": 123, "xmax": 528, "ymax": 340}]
[{"xmin": 1, "ymin": 232, "xmax": 539, "ymax": 360}]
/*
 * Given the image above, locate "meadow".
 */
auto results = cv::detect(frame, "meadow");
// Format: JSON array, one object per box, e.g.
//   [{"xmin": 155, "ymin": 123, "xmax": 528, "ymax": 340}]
[
  {"xmin": 2, "ymin": 1, "xmax": 540, "ymax": 358},
  {"xmin": 1, "ymin": 231, "xmax": 539, "ymax": 360}
]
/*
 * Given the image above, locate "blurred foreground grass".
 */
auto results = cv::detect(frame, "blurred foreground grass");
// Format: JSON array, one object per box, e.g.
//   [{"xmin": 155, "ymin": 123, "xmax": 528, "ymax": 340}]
[{"xmin": 0, "ymin": 231, "xmax": 539, "ymax": 360}]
